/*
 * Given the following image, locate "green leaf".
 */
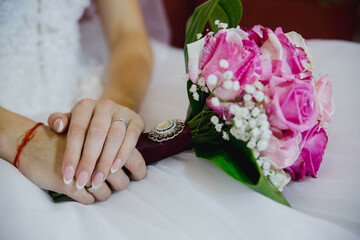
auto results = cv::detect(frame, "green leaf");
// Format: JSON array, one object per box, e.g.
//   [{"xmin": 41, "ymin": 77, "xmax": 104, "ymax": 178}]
[
  {"xmin": 184, "ymin": 0, "xmax": 243, "ymax": 121},
  {"xmin": 209, "ymin": 0, "xmax": 243, "ymax": 33},
  {"xmin": 194, "ymin": 136, "xmax": 290, "ymax": 206},
  {"xmin": 185, "ymin": 80, "xmax": 209, "ymax": 121},
  {"xmin": 48, "ymin": 191, "xmax": 71, "ymax": 202}
]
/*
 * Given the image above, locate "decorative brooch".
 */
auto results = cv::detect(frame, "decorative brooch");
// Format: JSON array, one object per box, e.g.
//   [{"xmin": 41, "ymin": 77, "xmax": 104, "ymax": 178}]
[{"xmin": 148, "ymin": 119, "xmax": 185, "ymax": 142}]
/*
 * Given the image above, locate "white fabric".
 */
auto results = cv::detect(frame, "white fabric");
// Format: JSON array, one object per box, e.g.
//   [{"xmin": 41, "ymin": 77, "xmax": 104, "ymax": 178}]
[
  {"xmin": 1, "ymin": 39, "xmax": 359, "ymax": 240},
  {"xmin": 0, "ymin": 1, "xmax": 360, "ymax": 239},
  {"xmin": 0, "ymin": 0, "xmax": 90, "ymax": 119}
]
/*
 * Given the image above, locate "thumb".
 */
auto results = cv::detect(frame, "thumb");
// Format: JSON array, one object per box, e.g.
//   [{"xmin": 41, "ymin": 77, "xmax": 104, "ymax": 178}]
[{"xmin": 48, "ymin": 112, "xmax": 71, "ymax": 134}]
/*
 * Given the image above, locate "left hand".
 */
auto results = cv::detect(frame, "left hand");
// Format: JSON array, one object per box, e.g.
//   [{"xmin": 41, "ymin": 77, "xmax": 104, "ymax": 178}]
[{"xmin": 47, "ymin": 98, "xmax": 146, "ymax": 194}]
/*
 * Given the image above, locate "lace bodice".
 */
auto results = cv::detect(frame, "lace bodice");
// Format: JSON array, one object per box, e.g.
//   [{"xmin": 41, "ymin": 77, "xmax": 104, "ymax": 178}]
[{"xmin": 0, "ymin": 0, "xmax": 91, "ymax": 120}]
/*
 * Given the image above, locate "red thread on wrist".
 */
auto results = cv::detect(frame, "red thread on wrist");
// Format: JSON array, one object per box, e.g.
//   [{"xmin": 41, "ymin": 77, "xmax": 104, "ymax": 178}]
[{"xmin": 13, "ymin": 122, "xmax": 44, "ymax": 170}]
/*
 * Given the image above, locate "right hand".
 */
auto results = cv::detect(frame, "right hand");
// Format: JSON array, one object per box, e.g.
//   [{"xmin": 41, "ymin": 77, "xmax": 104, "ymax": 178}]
[{"xmin": 20, "ymin": 123, "xmax": 142, "ymax": 204}]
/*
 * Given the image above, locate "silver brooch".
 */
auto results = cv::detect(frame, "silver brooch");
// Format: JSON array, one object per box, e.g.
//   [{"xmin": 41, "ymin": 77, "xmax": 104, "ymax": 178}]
[{"xmin": 148, "ymin": 119, "xmax": 185, "ymax": 142}]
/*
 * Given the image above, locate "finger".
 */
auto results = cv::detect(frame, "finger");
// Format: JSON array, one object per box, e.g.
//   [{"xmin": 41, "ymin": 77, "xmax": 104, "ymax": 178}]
[
  {"xmin": 84, "ymin": 181, "xmax": 112, "ymax": 202},
  {"xmin": 58, "ymin": 182, "xmax": 95, "ymax": 205},
  {"xmin": 123, "ymin": 149, "xmax": 146, "ymax": 181},
  {"xmin": 62, "ymin": 98, "xmax": 95, "ymax": 186},
  {"xmin": 112, "ymin": 115, "xmax": 144, "ymax": 173},
  {"xmin": 106, "ymin": 168, "xmax": 130, "ymax": 191},
  {"xmin": 75, "ymin": 99, "xmax": 114, "ymax": 189},
  {"xmin": 91, "ymin": 119, "xmax": 126, "ymax": 188},
  {"xmin": 48, "ymin": 112, "xmax": 71, "ymax": 133}
]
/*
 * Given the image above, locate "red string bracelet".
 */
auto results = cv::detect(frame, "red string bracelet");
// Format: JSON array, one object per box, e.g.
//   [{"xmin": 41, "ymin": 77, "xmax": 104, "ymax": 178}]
[{"xmin": 13, "ymin": 122, "xmax": 44, "ymax": 170}]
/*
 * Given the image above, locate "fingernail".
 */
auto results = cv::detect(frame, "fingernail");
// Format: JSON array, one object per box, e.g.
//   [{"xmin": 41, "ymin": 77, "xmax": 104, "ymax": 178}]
[
  {"xmin": 76, "ymin": 171, "xmax": 89, "ymax": 190},
  {"xmin": 63, "ymin": 166, "xmax": 74, "ymax": 185},
  {"xmin": 111, "ymin": 158, "xmax": 122, "ymax": 173},
  {"xmin": 92, "ymin": 172, "xmax": 103, "ymax": 188},
  {"xmin": 54, "ymin": 119, "xmax": 64, "ymax": 132}
]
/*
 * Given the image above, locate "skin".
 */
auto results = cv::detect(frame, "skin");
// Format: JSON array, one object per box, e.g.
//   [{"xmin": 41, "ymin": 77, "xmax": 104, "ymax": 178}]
[{"xmin": 0, "ymin": 0, "xmax": 153, "ymax": 203}]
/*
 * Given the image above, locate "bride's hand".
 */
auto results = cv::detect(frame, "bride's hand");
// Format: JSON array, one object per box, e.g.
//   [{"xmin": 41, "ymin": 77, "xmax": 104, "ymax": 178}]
[
  {"xmin": 20, "ymin": 124, "xmax": 96, "ymax": 204},
  {"xmin": 47, "ymin": 98, "xmax": 146, "ymax": 192}
]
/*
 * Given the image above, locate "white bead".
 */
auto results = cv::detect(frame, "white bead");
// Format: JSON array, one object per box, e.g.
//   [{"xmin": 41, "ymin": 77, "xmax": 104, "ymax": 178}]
[
  {"xmin": 253, "ymin": 150, "xmax": 260, "ymax": 159},
  {"xmin": 245, "ymin": 85, "xmax": 256, "ymax": 94},
  {"xmin": 192, "ymin": 92, "xmax": 199, "ymax": 101},
  {"xmin": 239, "ymin": 107, "xmax": 250, "ymax": 116},
  {"xmin": 247, "ymin": 140, "xmax": 256, "ymax": 149},
  {"xmin": 215, "ymin": 123, "xmax": 223, "ymax": 132},
  {"xmin": 198, "ymin": 77, "xmax": 206, "ymax": 86},
  {"xmin": 211, "ymin": 97, "xmax": 220, "ymax": 107},
  {"xmin": 223, "ymin": 80, "xmax": 233, "ymax": 90},
  {"xmin": 234, "ymin": 118, "xmax": 245, "ymax": 128},
  {"xmin": 269, "ymin": 175, "xmax": 278, "ymax": 186},
  {"xmin": 256, "ymin": 139, "xmax": 269, "ymax": 151},
  {"xmin": 261, "ymin": 130, "xmax": 272, "ymax": 140},
  {"xmin": 245, "ymin": 100, "xmax": 255, "ymax": 109},
  {"xmin": 254, "ymin": 91, "xmax": 265, "ymax": 102},
  {"xmin": 207, "ymin": 74, "xmax": 218, "ymax": 86},
  {"xmin": 262, "ymin": 161, "xmax": 270, "ymax": 170},
  {"xmin": 219, "ymin": 59, "xmax": 229, "ymax": 69},
  {"xmin": 233, "ymin": 81, "xmax": 240, "ymax": 91},
  {"xmin": 222, "ymin": 131, "xmax": 229, "ymax": 141},
  {"xmin": 210, "ymin": 115, "xmax": 219, "ymax": 125},
  {"xmin": 214, "ymin": 20, "xmax": 220, "ymax": 25},
  {"xmin": 196, "ymin": 33, "xmax": 203, "ymax": 39},
  {"xmin": 218, "ymin": 23, "xmax": 228, "ymax": 29},
  {"xmin": 248, "ymin": 119, "xmax": 256, "ymax": 128},
  {"xmin": 263, "ymin": 170, "xmax": 270, "ymax": 177},
  {"xmin": 251, "ymin": 127, "xmax": 261, "ymax": 138},
  {"xmin": 254, "ymin": 81, "xmax": 264, "ymax": 90},
  {"xmin": 243, "ymin": 112, "xmax": 251, "ymax": 120},
  {"xmin": 189, "ymin": 84, "xmax": 197, "ymax": 93},
  {"xmin": 241, "ymin": 132, "xmax": 251, "ymax": 142},
  {"xmin": 256, "ymin": 114, "xmax": 267, "ymax": 125},
  {"xmin": 223, "ymin": 70, "xmax": 234, "ymax": 80},
  {"xmin": 229, "ymin": 105, "xmax": 239, "ymax": 115},
  {"xmin": 201, "ymin": 86, "xmax": 209, "ymax": 93},
  {"xmin": 251, "ymin": 107, "xmax": 261, "ymax": 117},
  {"xmin": 243, "ymin": 94, "xmax": 252, "ymax": 102},
  {"xmin": 260, "ymin": 121, "xmax": 270, "ymax": 131}
]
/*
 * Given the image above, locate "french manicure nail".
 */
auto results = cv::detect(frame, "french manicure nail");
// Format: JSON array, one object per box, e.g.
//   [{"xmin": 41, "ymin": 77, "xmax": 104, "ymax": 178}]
[
  {"xmin": 63, "ymin": 166, "xmax": 74, "ymax": 185},
  {"xmin": 54, "ymin": 119, "xmax": 64, "ymax": 132},
  {"xmin": 76, "ymin": 171, "xmax": 89, "ymax": 190},
  {"xmin": 92, "ymin": 172, "xmax": 104, "ymax": 188},
  {"xmin": 111, "ymin": 158, "xmax": 122, "ymax": 173}
]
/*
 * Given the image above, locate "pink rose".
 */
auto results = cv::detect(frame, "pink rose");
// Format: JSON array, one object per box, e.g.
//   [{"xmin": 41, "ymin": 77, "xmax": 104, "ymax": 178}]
[
  {"xmin": 262, "ymin": 130, "xmax": 302, "ymax": 169},
  {"xmin": 246, "ymin": 26, "xmax": 312, "ymax": 83},
  {"xmin": 267, "ymin": 76, "xmax": 317, "ymax": 133},
  {"xmin": 187, "ymin": 28, "xmax": 262, "ymax": 100},
  {"xmin": 315, "ymin": 74, "xmax": 334, "ymax": 124},
  {"xmin": 286, "ymin": 123, "xmax": 328, "ymax": 180}
]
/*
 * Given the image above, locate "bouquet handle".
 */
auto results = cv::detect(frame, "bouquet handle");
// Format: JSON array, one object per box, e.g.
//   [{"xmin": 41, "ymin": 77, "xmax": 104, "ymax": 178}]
[{"xmin": 136, "ymin": 121, "xmax": 193, "ymax": 165}]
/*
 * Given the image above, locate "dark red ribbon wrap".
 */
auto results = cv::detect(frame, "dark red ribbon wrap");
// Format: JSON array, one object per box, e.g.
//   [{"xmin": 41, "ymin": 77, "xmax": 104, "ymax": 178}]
[{"xmin": 136, "ymin": 123, "xmax": 193, "ymax": 165}]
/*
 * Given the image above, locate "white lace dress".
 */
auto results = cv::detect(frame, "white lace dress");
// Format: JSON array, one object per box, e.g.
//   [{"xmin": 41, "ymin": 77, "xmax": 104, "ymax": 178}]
[{"xmin": 0, "ymin": 0, "xmax": 107, "ymax": 121}]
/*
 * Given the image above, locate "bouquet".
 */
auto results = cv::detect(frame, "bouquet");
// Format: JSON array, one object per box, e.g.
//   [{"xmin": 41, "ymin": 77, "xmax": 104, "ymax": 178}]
[{"xmin": 52, "ymin": 0, "xmax": 333, "ymax": 206}]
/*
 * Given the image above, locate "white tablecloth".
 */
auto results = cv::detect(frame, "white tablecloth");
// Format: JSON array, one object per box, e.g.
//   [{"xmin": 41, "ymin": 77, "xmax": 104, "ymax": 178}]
[{"xmin": 0, "ymin": 40, "xmax": 359, "ymax": 240}]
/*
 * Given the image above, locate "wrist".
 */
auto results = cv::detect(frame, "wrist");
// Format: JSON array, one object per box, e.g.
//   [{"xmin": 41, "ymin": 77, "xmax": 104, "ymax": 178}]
[{"xmin": 0, "ymin": 108, "xmax": 37, "ymax": 164}]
